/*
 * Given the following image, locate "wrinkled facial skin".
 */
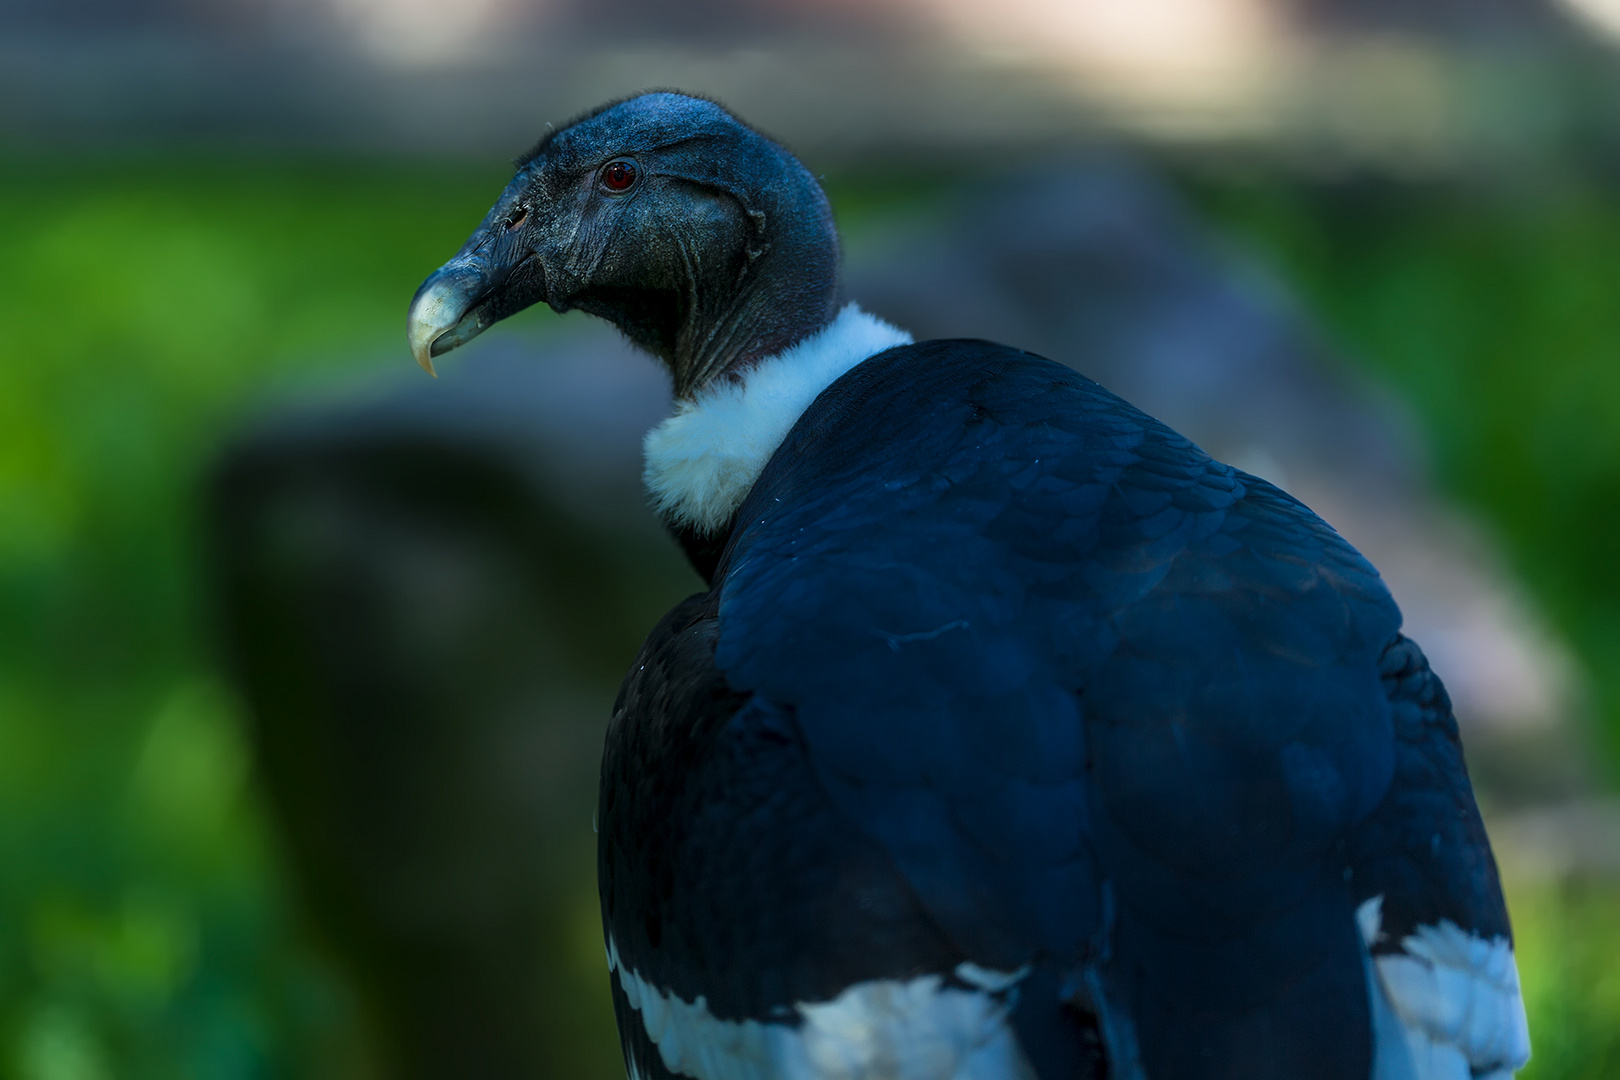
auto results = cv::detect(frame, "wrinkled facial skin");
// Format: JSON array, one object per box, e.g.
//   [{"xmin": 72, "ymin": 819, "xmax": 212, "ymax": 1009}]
[
  {"xmin": 409, "ymin": 92, "xmax": 836, "ymax": 394},
  {"xmin": 404, "ymin": 177, "xmax": 551, "ymax": 370}
]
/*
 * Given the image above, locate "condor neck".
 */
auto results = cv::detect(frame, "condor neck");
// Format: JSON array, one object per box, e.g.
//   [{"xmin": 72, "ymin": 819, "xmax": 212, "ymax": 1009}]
[
  {"xmin": 669, "ymin": 230, "xmax": 843, "ymax": 399},
  {"xmin": 642, "ymin": 303, "xmax": 913, "ymax": 551}
]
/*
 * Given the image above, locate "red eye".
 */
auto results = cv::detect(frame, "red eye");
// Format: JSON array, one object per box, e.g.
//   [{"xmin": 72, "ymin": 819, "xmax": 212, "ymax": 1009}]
[{"xmin": 601, "ymin": 159, "xmax": 638, "ymax": 192}]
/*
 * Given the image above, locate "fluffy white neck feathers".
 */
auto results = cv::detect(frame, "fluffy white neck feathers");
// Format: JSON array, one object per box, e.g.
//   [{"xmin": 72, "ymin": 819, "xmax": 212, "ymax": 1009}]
[{"xmin": 642, "ymin": 303, "xmax": 912, "ymax": 535}]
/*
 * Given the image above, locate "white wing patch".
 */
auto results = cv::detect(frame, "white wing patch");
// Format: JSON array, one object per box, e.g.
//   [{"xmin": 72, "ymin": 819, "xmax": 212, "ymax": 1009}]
[
  {"xmin": 608, "ymin": 937, "xmax": 1035, "ymax": 1080},
  {"xmin": 952, "ymin": 962, "xmax": 1031, "ymax": 995},
  {"xmin": 1357, "ymin": 896, "xmax": 1531, "ymax": 1080},
  {"xmin": 642, "ymin": 303, "xmax": 912, "ymax": 535}
]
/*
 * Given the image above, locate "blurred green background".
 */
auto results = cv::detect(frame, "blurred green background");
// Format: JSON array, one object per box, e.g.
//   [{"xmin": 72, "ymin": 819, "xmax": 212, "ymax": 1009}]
[{"xmin": 4, "ymin": 0, "xmax": 1620, "ymax": 1076}]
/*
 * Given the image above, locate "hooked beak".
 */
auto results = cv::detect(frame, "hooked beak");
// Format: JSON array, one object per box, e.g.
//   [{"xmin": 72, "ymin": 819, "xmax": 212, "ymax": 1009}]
[
  {"xmin": 406, "ymin": 258, "xmax": 491, "ymax": 377},
  {"xmin": 407, "ymin": 239, "xmax": 545, "ymax": 376}
]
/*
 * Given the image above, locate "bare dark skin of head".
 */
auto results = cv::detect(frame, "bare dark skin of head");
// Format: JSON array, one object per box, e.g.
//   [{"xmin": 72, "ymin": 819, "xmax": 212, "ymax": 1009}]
[{"xmin": 408, "ymin": 92, "xmax": 842, "ymax": 398}]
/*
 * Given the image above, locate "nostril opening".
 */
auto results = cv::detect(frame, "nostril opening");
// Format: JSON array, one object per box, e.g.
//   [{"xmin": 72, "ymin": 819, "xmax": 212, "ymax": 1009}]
[{"xmin": 505, "ymin": 209, "xmax": 529, "ymax": 231}]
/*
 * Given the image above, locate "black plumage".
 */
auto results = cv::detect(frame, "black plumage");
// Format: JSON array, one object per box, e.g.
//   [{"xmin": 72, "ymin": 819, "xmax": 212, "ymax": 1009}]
[{"xmin": 407, "ymin": 91, "xmax": 1526, "ymax": 1080}]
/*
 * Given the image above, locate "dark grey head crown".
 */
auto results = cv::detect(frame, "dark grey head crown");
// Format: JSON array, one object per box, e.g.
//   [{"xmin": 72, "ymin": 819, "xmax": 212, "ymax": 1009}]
[{"xmin": 409, "ymin": 92, "xmax": 841, "ymax": 397}]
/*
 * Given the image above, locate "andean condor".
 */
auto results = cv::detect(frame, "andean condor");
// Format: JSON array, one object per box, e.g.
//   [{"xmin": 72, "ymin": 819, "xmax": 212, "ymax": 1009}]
[{"xmin": 405, "ymin": 92, "xmax": 1530, "ymax": 1080}]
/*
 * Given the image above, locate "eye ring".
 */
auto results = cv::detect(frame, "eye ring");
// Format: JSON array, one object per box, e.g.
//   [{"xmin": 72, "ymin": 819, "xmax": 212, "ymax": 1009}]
[{"xmin": 600, "ymin": 158, "xmax": 639, "ymax": 193}]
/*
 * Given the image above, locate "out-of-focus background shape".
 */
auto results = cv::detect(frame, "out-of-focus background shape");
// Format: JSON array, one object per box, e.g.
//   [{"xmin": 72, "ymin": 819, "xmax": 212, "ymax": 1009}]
[{"xmin": 3, "ymin": 0, "xmax": 1619, "ymax": 1076}]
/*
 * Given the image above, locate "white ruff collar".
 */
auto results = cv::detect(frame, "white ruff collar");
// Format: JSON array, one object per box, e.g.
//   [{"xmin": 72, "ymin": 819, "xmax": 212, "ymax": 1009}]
[{"xmin": 642, "ymin": 303, "xmax": 912, "ymax": 535}]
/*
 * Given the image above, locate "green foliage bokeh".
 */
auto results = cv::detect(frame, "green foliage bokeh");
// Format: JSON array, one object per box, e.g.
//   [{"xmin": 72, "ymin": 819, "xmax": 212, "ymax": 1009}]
[{"xmin": 0, "ymin": 156, "xmax": 513, "ymax": 1078}]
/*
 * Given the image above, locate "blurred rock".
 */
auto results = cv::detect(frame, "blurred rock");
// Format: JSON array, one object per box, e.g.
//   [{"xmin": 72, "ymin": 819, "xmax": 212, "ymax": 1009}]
[
  {"xmin": 1489, "ymin": 797, "xmax": 1620, "ymax": 880},
  {"xmin": 208, "ymin": 336, "xmax": 693, "ymax": 1079}
]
